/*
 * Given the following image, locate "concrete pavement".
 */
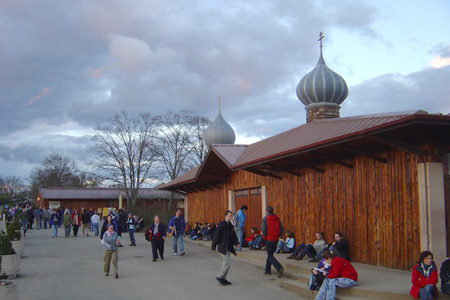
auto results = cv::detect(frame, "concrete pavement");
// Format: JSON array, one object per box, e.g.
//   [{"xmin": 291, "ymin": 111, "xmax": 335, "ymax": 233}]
[{"xmin": 6, "ymin": 223, "xmax": 304, "ymax": 300}]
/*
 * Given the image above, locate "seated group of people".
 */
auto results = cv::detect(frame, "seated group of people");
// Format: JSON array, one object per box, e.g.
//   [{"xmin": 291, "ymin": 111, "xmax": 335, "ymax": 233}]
[{"xmin": 187, "ymin": 222, "xmax": 216, "ymax": 241}]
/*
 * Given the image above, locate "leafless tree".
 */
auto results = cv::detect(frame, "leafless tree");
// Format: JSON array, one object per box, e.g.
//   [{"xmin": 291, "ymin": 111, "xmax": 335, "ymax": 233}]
[
  {"xmin": 3, "ymin": 175, "xmax": 24, "ymax": 200},
  {"xmin": 88, "ymin": 111, "xmax": 157, "ymax": 208},
  {"xmin": 153, "ymin": 111, "xmax": 210, "ymax": 210},
  {"xmin": 29, "ymin": 153, "xmax": 100, "ymax": 198}
]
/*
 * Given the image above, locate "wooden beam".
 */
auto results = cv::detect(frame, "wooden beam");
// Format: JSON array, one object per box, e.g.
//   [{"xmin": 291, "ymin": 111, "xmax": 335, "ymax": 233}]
[
  {"xmin": 283, "ymin": 158, "xmax": 325, "ymax": 173},
  {"xmin": 367, "ymin": 135, "xmax": 428, "ymax": 157},
  {"xmin": 245, "ymin": 167, "xmax": 282, "ymax": 180},
  {"xmin": 264, "ymin": 163, "xmax": 302, "ymax": 177},
  {"xmin": 337, "ymin": 144, "xmax": 387, "ymax": 164},
  {"xmin": 308, "ymin": 152, "xmax": 353, "ymax": 169}
]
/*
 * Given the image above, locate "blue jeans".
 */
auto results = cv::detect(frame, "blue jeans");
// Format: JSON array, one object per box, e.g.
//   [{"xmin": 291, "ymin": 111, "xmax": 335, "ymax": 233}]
[
  {"xmin": 293, "ymin": 243, "xmax": 316, "ymax": 259},
  {"xmin": 277, "ymin": 240, "xmax": 293, "ymax": 253},
  {"xmin": 236, "ymin": 226, "xmax": 244, "ymax": 250},
  {"xmin": 129, "ymin": 229, "xmax": 135, "ymax": 244},
  {"xmin": 52, "ymin": 224, "xmax": 58, "ymax": 237},
  {"xmin": 93, "ymin": 223, "xmax": 99, "ymax": 236},
  {"xmin": 172, "ymin": 234, "xmax": 184, "ymax": 254},
  {"xmin": 43, "ymin": 218, "xmax": 48, "ymax": 229},
  {"xmin": 265, "ymin": 240, "xmax": 283, "ymax": 273},
  {"xmin": 21, "ymin": 221, "xmax": 28, "ymax": 235},
  {"xmin": 64, "ymin": 225, "xmax": 71, "ymax": 237},
  {"xmin": 315, "ymin": 278, "xmax": 357, "ymax": 300},
  {"xmin": 419, "ymin": 285, "xmax": 435, "ymax": 300}
]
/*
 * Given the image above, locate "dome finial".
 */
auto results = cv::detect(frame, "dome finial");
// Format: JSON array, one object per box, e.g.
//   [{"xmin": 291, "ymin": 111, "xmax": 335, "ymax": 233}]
[
  {"xmin": 218, "ymin": 95, "xmax": 221, "ymax": 111},
  {"xmin": 318, "ymin": 32, "xmax": 324, "ymax": 56}
]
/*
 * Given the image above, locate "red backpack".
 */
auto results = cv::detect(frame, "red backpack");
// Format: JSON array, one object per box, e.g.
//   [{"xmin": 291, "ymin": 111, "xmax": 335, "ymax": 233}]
[{"xmin": 144, "ymin": 229, "xmax": 152, "ymax": 242}]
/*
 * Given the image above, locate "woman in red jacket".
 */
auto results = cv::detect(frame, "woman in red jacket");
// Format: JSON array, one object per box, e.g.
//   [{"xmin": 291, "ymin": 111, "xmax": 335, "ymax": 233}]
[
  {"xmin": 314, "ymin": 250, "xmax": 358, "ymax": 300},
  {"xmin": 410, "ymin": 251, "xmax": 438, "ymax": 300}
]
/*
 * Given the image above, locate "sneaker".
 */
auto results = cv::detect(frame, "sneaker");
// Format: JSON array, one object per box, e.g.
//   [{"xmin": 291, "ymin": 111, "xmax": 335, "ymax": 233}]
[
  {"xmin": 173, "ymin": 253, "xmax": 178, "ymax": 256},
  {"xmin": 278, "ymin": 267, "xmax": 284, "ymax": 278},
  {"xmin": 223, "ymin": 279, "xmax": 232, "ymax": 285},
  {"xmin": 115, "ymin": 274, "xmax": 119, "ymax": 279},
  {"xmin": 263, "ymin": 272, "xmax": 272, "ymax": 275},
  {"xmin": 294, "ymin": 255, "xmax": 303, "ymax": 261},
  {"xmin": 287, "ymin": 255, "xmax": 295, "ymax": 259},
  {"xmin": 309, "ymin": 258, "xmax": 319, "ymax": 263},
  {"xmin": 216, "ymin": 277, "xmax": 226, "ymax": 285},
  {"xmin": 180, "ymin": 251, "xmax": 185, "ymax": 256}
]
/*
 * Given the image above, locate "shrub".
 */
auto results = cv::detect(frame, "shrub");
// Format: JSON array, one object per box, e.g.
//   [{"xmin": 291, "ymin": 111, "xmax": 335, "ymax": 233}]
[
  {"xmin": 5, "ymin": 222, "xmax": 21, "ymax": 241},
  {"xmin": 0, "ymin": 231, "xmax": 15, "ymax": 256}
]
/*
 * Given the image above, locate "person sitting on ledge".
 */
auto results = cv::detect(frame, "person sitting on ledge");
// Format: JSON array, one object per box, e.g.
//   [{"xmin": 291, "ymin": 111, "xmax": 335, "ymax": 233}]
[
  {"xmin": 275, "ymin": 230, "xmax": 295, "ymax": 253},
  {"xmin": 287, "ymin": 231, "xmax": 326, "ymax": 262},
  {"xmin": 314, "ymin": 231, "xmax": 350, "ymax": 262},
  {"xmin": 441, "ymin": 257, "xmax": 450, "ymax": 295},
  {"xmin": 410, "ymin": 251, "xmax": 438, "ymax": 300},
  {"xmin": 314, "ymin": 250, "xmax": 358, "ymax": 300}
]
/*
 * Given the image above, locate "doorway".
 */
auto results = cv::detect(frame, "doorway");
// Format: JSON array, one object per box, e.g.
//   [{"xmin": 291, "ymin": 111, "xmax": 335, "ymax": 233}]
[{"xmin": 234, "ymin": 187, "xmax": 262, "ymax": 238}]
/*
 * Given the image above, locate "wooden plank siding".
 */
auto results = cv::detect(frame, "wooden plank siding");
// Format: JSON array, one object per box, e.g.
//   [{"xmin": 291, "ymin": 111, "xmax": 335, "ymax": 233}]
[{"xmin": 186, "ymin": 147, "xmax": 422, "ymax": 270}]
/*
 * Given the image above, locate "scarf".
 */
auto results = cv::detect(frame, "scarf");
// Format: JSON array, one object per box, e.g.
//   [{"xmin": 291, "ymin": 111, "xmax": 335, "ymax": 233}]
[
  {"xmin": 421, "ymin": 262, "xmax": 432, "ymax": 277},
  {"xmin": 106, "ymin": 230, "xmax": 114, "ymax": 237}
]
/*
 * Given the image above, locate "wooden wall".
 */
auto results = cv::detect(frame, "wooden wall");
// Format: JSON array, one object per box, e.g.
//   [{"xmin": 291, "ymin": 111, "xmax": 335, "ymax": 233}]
[{"xmin": 187, "ymin": 147, "xmax": 423, "ymax": 270}]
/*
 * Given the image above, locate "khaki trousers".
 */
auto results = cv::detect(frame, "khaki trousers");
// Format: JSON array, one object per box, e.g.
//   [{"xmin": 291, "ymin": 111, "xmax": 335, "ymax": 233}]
[{"xmin": 104, "ymin": 250, "xmax": 118, "ymax": 275}]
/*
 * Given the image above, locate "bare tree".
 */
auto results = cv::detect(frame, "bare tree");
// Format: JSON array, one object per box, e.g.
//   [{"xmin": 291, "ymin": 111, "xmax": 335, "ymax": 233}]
[
  {"xmin": 29, "ymin": 153, "xmax": 99, "ymax": 198},
  {"xmin": 153, "ymin": 111, "xmax": 210, "ymax": 210},
  {"xmin": 3, "ymin": 176, "xmax": 24, "ymax": 201},
  {"xmin": 88, "ymin": 111, "xmax": 157, "ymax": 208}
]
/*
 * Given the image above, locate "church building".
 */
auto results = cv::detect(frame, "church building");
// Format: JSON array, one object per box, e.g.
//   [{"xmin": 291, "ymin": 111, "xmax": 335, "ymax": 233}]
[{"xmin": 159, "ymin": 37, "xmax": 450, "ymax": 270}]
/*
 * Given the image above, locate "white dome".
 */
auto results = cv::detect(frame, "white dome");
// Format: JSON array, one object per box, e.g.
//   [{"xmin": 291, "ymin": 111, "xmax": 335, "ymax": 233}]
[{"xmin": 204, "ymin": 109, "xmax": 235, "ymax": 147}]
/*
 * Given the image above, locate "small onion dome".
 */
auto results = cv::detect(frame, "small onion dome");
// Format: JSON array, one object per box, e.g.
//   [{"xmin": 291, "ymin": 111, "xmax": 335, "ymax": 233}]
[
  {"xmin": 296, "ymin": 53, "xmax": 348, "ymax": 106},
  {"xmin": 204, "ymin": 109, "xmax": 236, "ymax": 147}
]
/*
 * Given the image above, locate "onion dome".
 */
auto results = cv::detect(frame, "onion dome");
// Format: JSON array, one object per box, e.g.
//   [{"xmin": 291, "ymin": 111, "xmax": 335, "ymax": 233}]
[
  {"xmin": 296, "ymin": 53, "xmax": 348, "ymax": 106},
  {"xmin": 204, "ymin": 97, "xmax": 236, "ymax": 147}
]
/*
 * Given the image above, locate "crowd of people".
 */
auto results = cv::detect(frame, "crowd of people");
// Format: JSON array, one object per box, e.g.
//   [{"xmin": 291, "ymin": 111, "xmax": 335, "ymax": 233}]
[{"xmin": 6, "ymin": 203, "xmax": 450, "ymax": 299}]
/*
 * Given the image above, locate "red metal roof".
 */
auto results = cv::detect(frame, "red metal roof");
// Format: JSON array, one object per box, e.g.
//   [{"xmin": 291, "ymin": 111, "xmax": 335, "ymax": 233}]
[
  {"xmin": 232, "ymin": 111, "xmax": 429, "ymax": 169},
  {"xmin": 211, "ymin": 144, "xmax": 248, "ymax": 167},
  {"xmin": 157, "ymin": 166, "xmax": 200, "ymax": 189}
]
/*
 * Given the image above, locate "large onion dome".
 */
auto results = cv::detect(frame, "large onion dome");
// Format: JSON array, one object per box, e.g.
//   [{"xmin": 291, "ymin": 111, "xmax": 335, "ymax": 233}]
[
  {"xmin": 204, "ymin": 99, "xmax": 236, "ymax": 147},
  {"xmin": 296, "ymin": 53, "xmax": 348, "ymax": 106}
]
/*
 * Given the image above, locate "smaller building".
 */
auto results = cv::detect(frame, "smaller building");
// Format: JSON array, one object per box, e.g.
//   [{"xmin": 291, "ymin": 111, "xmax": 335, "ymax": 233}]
[{"xmin": 35, "ymin": 187, "xmax": 183, "ymax": 215}]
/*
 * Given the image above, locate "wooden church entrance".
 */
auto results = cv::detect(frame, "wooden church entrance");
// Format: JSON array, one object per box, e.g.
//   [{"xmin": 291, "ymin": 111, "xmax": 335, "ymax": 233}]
[
  {"xmin": 235, "ymin": 187, "xmax": 262, "ymax": 238},
  {"xmin": 445, "ymin": 175, "xmax": 450, "ymax": 256}
]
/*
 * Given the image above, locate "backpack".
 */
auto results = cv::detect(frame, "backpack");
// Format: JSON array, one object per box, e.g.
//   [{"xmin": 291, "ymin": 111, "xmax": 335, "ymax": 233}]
[
  {"xmin": 230, "ymin": 211, "xmax": 239, "ymax": 227},
  {"xmin": 144, "ymin": 229, "xmax": 152, "ymax": 242},
  {"xmin": 307, "ymin": 272, "xmax": 324, "ymax": 291}
]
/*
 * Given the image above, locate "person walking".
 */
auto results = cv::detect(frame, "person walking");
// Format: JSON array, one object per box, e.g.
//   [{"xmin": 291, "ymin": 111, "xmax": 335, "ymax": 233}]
[
  {"xmin": 149, "ymin": 215, "xmax": 166, "ymax": 261},
  {"xmin": 72, "ymin": 210, "xmax": 81, "ymax": 237},
  {"xmin": 62, "ymin": 209, "xmax": 72, "ymax": 238},
  {"xmin": 102, "ymin": 224, "xmax": 120, "ymax": 278},
  {"xmin": 211, "ymin": 210, "xmax": 239, "ymax": 285},
  {"xmin": 168, "ymin": 209, "xmax": 186, "ymax": 256},
  {"xmin": 126, "ymin": 213, "xmax": 137, "ymax": 246},
  {"xmin": 19, "ymin": 208, "xmax": 29, "ymax": 237},
  {"xmin": 91, "ymin": 212, "xmax": 100, "ymax": 237},
  {"xmin": 49, "ymin": 209, "xmax": 61, "ymax": 238},
  {"xmin": 262, "ymin": 206, "xmax": 284, "ymax": 277},
  {"xmin": 42, "ymin": 207, "xmax": 50, "ymax": 229},
  {"xmin": 235, "ymin": 205, "xmax": 247, "ymax": 252},
  {"xmin": 81, "ymin": 208, "xmax": 91, "ymax": 237},
  {"xmin": 33, "ymin": 207, "xmax": 43, "ymax": 230}
]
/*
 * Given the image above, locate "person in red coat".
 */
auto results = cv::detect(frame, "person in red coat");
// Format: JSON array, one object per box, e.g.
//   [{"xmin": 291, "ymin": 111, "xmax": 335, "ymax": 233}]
[
  {"xmin": 410, "ymin": 251, "xmax": 438, "ymax": 300},
  {"xmin": 314, "ymin": 250, "xmax": 358, "ymax": 300}
]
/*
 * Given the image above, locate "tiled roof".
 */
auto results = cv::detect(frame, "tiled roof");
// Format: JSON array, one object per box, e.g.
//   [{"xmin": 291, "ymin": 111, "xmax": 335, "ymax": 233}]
[{"xmin": 38, "ymin": 188, "xmax": 183, "ymax": 200}]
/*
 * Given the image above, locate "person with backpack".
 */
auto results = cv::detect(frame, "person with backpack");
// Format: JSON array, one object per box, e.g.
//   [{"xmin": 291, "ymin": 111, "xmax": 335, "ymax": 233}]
[
  {"xmin": 211, "ymin": 210, "xmax": 239, "ymax": 285},
  {"xmin": 262, "ymin": 206, "xmax": 284, "ymax": 277},
  {"xmin": 314, "ymin": 250, "xmax": 358, "ymax": 300},
  {"xmin": 234, "ymin": 205, "xmax": 247, "ymax": 252},
  {"xmin": 168, "ymin": 209, "xmax": 186, "ymax": 256},
  {"xmin": 309, "ymin": 257, "xmax": 329, "ymax": 292}
]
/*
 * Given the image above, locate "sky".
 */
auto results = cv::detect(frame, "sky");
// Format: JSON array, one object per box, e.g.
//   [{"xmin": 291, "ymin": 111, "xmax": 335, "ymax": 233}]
[{"xmin": 1, "ymin": 0, "xmax": 449, "ymax": 183}]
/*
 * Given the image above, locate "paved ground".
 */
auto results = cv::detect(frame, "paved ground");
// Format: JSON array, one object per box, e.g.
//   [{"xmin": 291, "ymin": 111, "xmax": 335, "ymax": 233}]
[{"xmin": 11, "ymin": 225, "xmax": 302, "ymax": 300}]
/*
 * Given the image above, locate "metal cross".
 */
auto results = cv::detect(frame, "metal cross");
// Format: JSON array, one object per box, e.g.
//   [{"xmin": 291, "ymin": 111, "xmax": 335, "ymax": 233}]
[{"xmin": 318, "ymin": 32, "xmax": 324, "ymax": 54}]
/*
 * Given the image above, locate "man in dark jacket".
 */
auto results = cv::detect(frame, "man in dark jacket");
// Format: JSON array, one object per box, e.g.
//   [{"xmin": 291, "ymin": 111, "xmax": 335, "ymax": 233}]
[
  {"xmin": 211, "ymin": 210, "xmax": 239, "ymax": 286},
  {"xmin": 441, "ymin": 258, "xmax": 450, "ymax": 295},
  {"xmin": 262, "ymin": 206, "xmax": 284, "ymax": 278}
]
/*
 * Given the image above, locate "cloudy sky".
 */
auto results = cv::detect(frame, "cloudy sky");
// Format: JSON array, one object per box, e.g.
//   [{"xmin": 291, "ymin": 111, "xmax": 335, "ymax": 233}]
[{"xmin": 1, "ymin": 0, "xmax": 449, "ymax": 182}]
